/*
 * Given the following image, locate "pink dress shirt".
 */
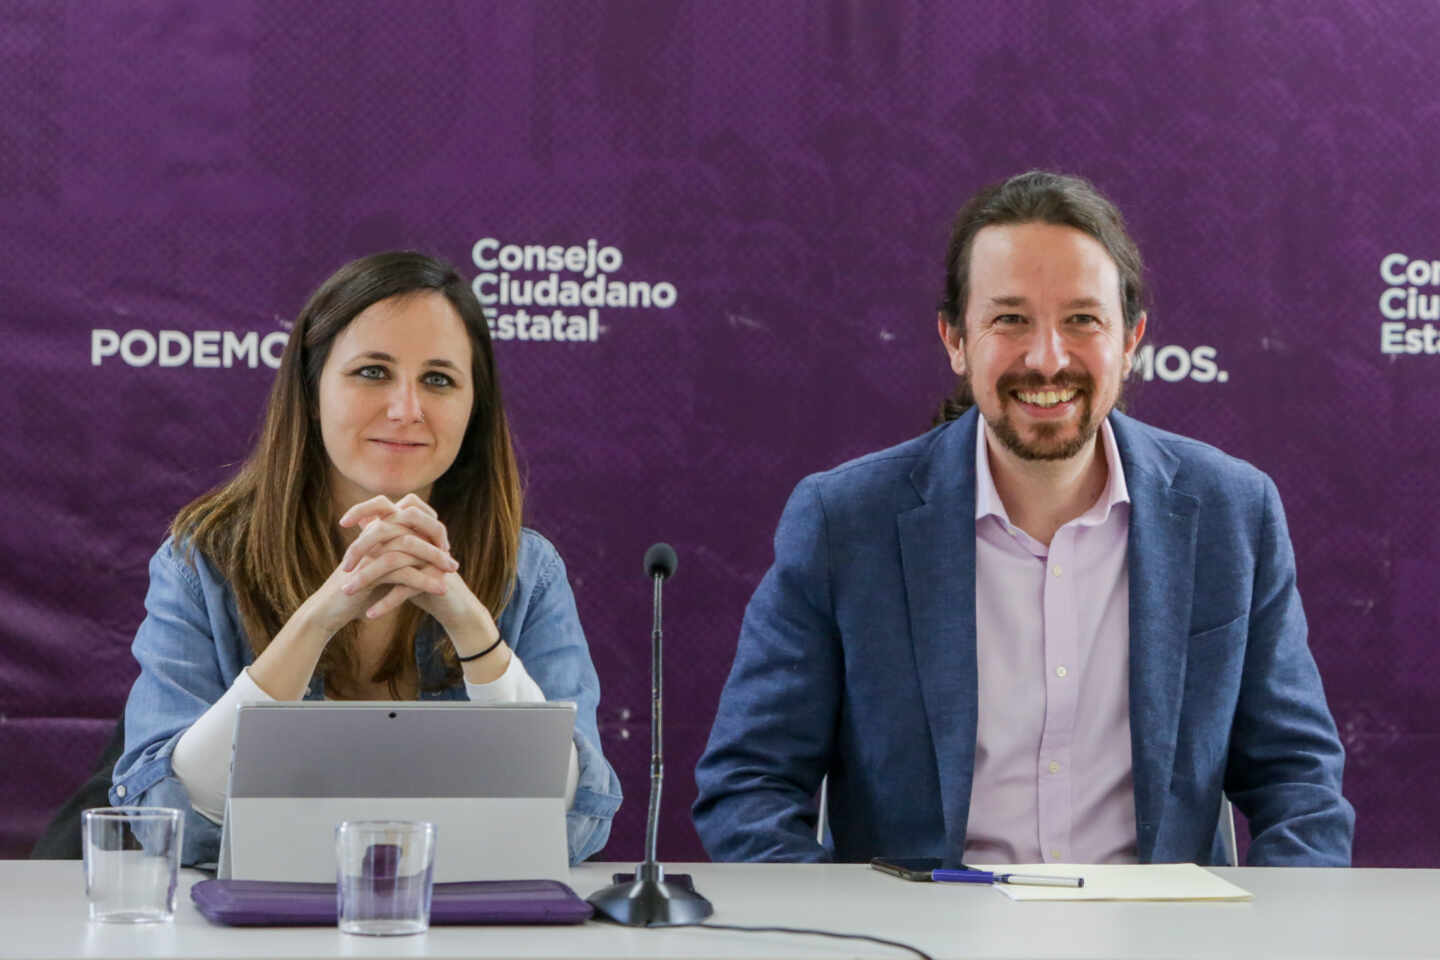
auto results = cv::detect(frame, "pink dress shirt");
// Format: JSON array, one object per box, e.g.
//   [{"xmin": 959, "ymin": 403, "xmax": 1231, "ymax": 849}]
[{"xmin": 962, "ymin": 416, "xmax": 1139, "ymax": 865}]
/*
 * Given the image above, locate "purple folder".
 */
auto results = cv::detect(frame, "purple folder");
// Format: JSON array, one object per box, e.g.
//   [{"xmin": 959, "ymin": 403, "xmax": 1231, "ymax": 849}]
[{"xmin": 190, "ymin": 879, "xmax": 593, "ymax": 926}]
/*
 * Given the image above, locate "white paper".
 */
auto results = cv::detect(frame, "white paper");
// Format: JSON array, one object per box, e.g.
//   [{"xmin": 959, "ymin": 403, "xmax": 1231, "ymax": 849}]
[{"xmin": 969, "ymin": 862, "xmax": 1253, "ymax": 901}]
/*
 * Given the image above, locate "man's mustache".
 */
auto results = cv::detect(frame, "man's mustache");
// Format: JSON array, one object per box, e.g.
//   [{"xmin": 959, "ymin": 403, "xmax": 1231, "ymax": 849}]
[{"xmin": 996, "ymin": 370, "xmax": 1093, "ymax": 393}]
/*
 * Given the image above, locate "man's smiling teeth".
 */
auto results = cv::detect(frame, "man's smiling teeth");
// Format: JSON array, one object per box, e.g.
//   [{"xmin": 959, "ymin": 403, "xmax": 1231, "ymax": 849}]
[{"xmin": 1015, "ymin": 388, "xmax": 1078, "ymax": 407}]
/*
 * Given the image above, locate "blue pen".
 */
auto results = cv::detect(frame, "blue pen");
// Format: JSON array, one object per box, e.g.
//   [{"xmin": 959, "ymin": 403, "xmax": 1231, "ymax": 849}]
[{"xmin": 932, "ymin": 866, "xmax": 1084, "ymax": 888}]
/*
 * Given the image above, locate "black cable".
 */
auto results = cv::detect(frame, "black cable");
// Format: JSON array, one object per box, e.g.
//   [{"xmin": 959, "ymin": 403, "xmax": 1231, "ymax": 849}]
[{"xmin": 665, "ymin": 920, "xmax": 936, "ymax": 960}]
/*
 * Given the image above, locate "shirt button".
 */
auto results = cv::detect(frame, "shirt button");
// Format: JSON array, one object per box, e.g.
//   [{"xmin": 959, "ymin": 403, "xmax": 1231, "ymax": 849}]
[
  {"xmin": 1051, "ymin": 849, "xmax": 1063, "ymax": 860},
  {"xmin": 1056, "ymin": 665, "xmax": 1068, "ymax": 678},
  {"xmin": 115, "ymin": 784, "xmax": 127, "ymax": 799},
  {"xmin": 1051, "ymin": 564, "xmax": 1062, "ymax": 577},
  {"xmin": 1048, "ymin": 761, "xmax": 1061, "ymax": 774}
]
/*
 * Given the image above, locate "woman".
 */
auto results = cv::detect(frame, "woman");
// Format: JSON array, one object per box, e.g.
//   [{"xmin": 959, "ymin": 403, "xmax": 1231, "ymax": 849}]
[{"xmin": 110, "ymin": 251, "xmax": 621, "ymax": 866}]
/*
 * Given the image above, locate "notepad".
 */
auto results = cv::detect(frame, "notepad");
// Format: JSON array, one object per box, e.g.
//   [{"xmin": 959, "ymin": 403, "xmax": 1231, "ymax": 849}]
[{"xmin": 969, "ymin": 863, "xmax": 1253, "ymax": 901}]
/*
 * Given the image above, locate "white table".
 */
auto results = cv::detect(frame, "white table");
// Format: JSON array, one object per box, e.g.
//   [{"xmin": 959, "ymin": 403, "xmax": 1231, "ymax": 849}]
[{"xmin": 4, "ymin": 861, "xmax": 1432, "ymax": 960}]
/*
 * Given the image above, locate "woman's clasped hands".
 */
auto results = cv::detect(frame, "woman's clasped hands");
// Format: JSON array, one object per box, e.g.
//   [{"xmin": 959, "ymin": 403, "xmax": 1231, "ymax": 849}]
[{"xmin": 307, "ymin": 493, "xmax": 501, "ymax": 657}]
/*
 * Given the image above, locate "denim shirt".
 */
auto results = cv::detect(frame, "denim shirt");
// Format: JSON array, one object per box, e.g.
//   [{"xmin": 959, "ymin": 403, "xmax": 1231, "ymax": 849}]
[{"xmin": 111, "ymin": 529, "xmax": 622, "ymax": 866}]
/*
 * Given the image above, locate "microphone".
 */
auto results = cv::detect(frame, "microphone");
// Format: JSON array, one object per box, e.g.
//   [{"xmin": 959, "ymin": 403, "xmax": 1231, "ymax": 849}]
[
  {"xmin": 644, "ymin": 542, "xmax": 677, "ymax": 579},
  {"xmin": 587, "ymin": 543, "xmax": 713, "ymax": 926}
]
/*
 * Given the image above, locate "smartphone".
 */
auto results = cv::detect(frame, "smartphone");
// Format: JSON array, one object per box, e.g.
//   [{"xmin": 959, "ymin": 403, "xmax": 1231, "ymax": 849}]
[{"xmin": 869, "ymin": 857, "xmax": 945, "ymax": 881}]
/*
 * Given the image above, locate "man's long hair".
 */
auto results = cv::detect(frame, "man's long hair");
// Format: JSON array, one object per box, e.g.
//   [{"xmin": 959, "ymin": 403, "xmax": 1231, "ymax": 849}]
[
  {"xmin": 934, "ymin": 171, "xmax": 1147, "ymax": 423},
  {"xmin": 171, "ymin": 251, "xmax": 523, "ymax": 697}
]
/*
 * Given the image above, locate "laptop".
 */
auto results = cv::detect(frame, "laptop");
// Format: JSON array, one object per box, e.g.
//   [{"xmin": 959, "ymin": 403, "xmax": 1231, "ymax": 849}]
[{"xmin": 217, "ymin": 701, "xmax": 575, "ymax": 884}]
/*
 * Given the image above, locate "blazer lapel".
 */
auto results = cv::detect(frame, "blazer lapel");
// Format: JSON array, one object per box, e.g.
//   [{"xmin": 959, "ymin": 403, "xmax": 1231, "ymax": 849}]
[
  {"xmin": 1114, "ymin": 413, "xmax": 1199, "ymax": 862},
  {"xmin": 897, "ymin": 413, "xmax": 980, "ymax": 863}
]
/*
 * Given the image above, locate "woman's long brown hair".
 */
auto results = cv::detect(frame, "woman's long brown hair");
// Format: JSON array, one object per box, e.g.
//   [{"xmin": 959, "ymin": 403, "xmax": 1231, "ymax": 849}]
[{"xmin": 171, "ymin": 252, "xmax": 522, "ymax": 697}]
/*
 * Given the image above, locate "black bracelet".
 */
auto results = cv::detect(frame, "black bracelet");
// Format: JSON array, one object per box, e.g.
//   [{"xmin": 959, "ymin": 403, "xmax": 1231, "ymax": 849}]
[{"xmin": 457, "ymin": 635, "xmax": 504, "ymax": 663}]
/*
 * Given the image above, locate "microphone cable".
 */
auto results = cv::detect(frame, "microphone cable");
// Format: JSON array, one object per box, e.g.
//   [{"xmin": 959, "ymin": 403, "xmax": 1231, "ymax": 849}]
[{"xmin": 664, "ymin": 920, "xmax": 936, "ymax": 960}]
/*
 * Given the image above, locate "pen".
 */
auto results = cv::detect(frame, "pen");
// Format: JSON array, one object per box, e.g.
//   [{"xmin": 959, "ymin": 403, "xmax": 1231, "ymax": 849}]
[{"xmin": 931, "ymin": 868, "xmax": 1084, "ymax": 888}]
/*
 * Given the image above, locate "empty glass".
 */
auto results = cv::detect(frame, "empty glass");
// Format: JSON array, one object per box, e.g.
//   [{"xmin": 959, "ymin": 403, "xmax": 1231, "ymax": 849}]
[
  {"xmin": 335, "ymin": 820, "xmax": 436, "ymax": 935},
  {"xmin": 82, "ymin": 807, "xmax": 183, "ymax": 923}
]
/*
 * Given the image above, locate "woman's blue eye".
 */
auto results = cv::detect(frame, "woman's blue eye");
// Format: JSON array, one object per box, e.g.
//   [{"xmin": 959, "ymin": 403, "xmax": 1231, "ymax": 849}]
[
  {"xmin": 422, "ymin": 371, "xmax": 455, "ymax": 388},
  {"xmin": 356, "ymin": 365, "xmax": 387, "ymax": 379}
]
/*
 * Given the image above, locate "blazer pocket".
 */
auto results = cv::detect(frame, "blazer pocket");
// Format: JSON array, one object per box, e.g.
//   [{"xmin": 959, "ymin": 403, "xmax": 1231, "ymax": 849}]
[
  {"xmin": 1187, "ymin": 612, "xmax": 1246, "ymax": 650},
  {"xmin": 1177, "ymin": 614, "xmax": 1249, "ymax": 780}
]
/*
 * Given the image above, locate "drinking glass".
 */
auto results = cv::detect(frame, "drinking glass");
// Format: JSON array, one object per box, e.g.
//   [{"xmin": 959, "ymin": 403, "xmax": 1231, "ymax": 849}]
[
  {"xmin": 82, "ymin": 807, "xmax": 183, "ymax": 923},
  {"xmin": 335, "ymin": 820, "xmax": 436, "ymax": 935}
]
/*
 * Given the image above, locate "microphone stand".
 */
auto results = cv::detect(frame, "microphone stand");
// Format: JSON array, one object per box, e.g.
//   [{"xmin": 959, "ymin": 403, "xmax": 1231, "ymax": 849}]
[{"xmin": 587, "ymin": 545, "xmax": 713, "ymax": 926}]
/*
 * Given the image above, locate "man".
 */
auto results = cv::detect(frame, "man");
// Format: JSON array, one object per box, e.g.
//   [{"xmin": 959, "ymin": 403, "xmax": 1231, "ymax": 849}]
[{"xmin": 693, "ymin": 171, "xmax": 1353, "ymax": 866}]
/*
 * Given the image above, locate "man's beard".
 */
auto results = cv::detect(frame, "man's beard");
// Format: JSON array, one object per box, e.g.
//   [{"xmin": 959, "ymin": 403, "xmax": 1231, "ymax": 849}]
[{"xmin": 986, "ymin": 370, "xmax": 1106, "ymax": 462}]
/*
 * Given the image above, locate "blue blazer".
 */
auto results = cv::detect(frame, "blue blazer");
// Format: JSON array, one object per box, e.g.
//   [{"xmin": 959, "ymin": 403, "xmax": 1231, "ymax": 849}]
[{"xmin": 694, "ymin": 410, "xmax": 1354, "ymax": 865}]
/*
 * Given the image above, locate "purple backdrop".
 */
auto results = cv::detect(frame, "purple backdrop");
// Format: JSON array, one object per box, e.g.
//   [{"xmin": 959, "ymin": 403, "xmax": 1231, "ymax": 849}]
[{"xmin": 3, "ymin": 0, "xmax": 1438, "ymax": 866}]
